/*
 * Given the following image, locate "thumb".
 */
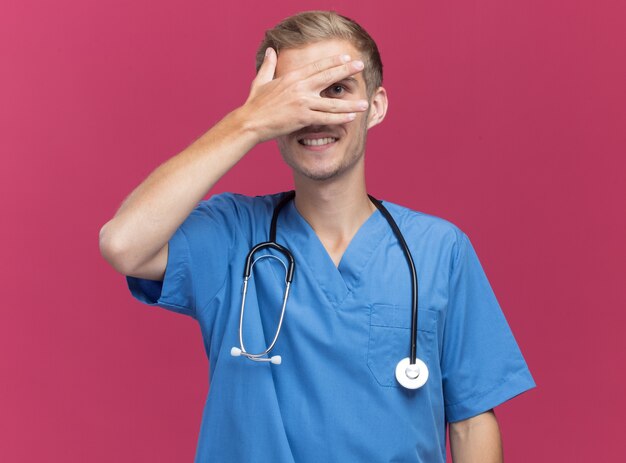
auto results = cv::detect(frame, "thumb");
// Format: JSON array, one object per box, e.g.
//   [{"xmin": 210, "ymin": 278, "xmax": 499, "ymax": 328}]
[{"xmin": 253, "ymin": 47, "xmax": 277, "ymax": 86}]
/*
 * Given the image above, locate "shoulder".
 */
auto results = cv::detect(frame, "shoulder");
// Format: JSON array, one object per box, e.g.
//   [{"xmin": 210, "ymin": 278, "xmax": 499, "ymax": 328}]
[
  {"xmin": 177, "ymin": 191, "xmax": 290, "ymax": 245},
  {"xmin": 380, "ymin": 199, "xmax": 468, "ymax": 259},
  {"xmin": 191, "ymin": 191, "xmax": 287, "ymax": 222},
  {"xmin": 381, "ymin": 199, "xmax": 466, "ymax": 239}
]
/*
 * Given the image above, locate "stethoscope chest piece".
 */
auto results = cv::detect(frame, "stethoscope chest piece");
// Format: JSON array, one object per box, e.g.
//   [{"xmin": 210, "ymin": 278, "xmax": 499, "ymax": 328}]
[{"xmin": 395, "ymin": 357, "xmax": 429, "ymax": 389}]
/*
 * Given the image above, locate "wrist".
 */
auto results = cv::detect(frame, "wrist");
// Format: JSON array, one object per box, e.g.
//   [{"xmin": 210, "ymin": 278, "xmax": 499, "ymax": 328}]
[{"xmin": 226, "ymin": 105, "xmax": 265, "ymax": 147}]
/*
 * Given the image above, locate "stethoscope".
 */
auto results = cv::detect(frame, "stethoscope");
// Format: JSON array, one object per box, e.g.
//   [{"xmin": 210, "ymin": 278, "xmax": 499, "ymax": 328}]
[{"xmin": 231, "ymin": 191, "xmax": 429, "ymax": 390}]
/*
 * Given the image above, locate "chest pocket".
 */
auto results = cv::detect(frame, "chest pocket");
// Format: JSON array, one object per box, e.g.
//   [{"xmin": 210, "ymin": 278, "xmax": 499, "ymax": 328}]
[{"xmin": 367, "ymin": 304, "xmax": 438, "ymax": 388}]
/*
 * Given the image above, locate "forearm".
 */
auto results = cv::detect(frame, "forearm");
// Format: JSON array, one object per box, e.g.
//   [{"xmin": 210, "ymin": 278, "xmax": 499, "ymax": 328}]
[
  {"xmin": 449, "ymin": 410, "xmax": 503, "ymax": 463},
  {"xmin": 99, "ymin": 48, "xmax": 367, "ymax": 277},
  {"xmin": 99, "ymin": 107, "xmax": 257, "ymax": 275}
]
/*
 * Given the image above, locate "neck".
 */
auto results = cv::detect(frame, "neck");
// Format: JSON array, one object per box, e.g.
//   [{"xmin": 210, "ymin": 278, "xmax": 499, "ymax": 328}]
[{"xmin": 292, "ymin": 167, "xmax": 375, "ymax": 250}]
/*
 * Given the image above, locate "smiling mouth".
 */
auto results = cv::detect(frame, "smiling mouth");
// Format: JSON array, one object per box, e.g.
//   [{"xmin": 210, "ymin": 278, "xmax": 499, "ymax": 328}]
[{"xmin": 298, "ymin": 137, "xmax": 338, "ymax": 146}]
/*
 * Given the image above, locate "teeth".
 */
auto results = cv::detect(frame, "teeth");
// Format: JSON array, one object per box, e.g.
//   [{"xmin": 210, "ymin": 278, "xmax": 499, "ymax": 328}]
[{"xmin": 300, "ymin": 137, "xmax": 337, "ymax": 146}]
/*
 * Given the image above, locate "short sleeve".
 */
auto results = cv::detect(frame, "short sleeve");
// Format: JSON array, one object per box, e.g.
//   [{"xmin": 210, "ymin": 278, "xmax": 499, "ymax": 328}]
[
  {"xmin": 442, "ymin": 232, "xmax": 535, "ymax": 422},
  {"xmin": 126, "ymin": 194, "xmax": 236, "ymax": 319}
]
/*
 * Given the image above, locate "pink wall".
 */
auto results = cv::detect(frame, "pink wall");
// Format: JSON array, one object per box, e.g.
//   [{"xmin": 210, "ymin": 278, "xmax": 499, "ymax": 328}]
[{"xmin": 2, "ymin": 0, "xmax": 624, "ymax": 461}]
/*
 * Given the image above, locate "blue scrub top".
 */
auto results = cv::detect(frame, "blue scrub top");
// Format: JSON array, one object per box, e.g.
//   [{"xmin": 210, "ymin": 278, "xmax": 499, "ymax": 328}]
[{"xmin": 127, "ymin": 192, "xmax": 535, "ymax": 463}]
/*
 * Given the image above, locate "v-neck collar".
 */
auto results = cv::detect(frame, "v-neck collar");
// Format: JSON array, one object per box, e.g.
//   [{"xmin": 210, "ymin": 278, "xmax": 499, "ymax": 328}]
[{"xmin": 278, "ymin": 199, "xmax": 389, "ymax": 309}]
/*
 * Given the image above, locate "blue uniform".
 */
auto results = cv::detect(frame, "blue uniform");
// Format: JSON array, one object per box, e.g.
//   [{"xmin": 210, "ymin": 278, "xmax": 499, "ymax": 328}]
[{"xmin": 128, "ymin": 192, "xmax": 535, "ymax": 462}]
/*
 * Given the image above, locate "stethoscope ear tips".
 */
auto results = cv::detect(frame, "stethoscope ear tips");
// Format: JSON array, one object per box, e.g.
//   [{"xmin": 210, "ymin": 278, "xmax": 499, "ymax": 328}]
[
  {"xmin": 395, "ymin": 357, "xmax": 429, "ymax": 389},
  {"xmin": 231, "ymin": 347, "xmax": 242, "ymax": 357},
  {"xmin": 270, "ymin": 355, "xmax": 282, "ymax": 365}
]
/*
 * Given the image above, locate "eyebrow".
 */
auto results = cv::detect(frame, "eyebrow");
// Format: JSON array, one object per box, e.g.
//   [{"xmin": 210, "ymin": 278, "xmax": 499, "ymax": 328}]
[{"xmin": 339, "ymin": 77, "xmax": 358, "ymax": 86}]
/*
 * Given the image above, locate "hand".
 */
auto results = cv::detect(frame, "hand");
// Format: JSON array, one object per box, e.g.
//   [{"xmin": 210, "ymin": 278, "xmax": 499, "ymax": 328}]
[{"xmin": 240, "ymin": 47, "xmax": 369, "ymax": 143}]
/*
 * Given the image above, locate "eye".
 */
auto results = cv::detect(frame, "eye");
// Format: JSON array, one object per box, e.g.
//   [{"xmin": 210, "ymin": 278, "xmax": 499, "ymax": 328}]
[{"xmin": 324, "ymin": 84, "xmax": 346, "ymax": 97}]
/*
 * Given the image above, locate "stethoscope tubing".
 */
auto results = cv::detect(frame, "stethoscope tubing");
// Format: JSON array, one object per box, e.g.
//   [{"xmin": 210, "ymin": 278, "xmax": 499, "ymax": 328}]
[
  {"xmin": 237, "ymin": 242, "xmax": 294, "ymax": 361},
  {"xmin": 367, "ymin": 195, "xmax": 419, "ymax": 365},
  {"xmin": 244, "ymin": 241, "xmax": 295, "ymax": 282}
]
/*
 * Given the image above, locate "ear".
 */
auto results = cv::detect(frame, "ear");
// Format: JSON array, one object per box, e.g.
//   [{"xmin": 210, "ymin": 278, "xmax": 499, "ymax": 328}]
[{"xmin": 366, "ymin": 86, "xmax": 388, "ymax": 130}]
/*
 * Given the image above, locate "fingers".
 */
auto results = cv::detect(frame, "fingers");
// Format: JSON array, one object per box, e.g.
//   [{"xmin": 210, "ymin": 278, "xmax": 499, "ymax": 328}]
[
  {"xmin": 297, "ymin": 53, "xmax": 351, "ymax": 79},
  {"xmin": 243, "ymin": 50, "xmax": 369, "ymax": 140},
  {"xmin": 253, "ymin": 48, "xmax": 277, "ymax": 87},
  {"xmin": 306, "ymin": 111, "xmax": 359, "ymax": 126},
  {"xmin": 300, "ymin": 99, "xmax": 366, "ymax": 127},
  {"xmin": 295, "ymin": 56, "xmax": 365, "ymax": 91},
  {"xmin": 308, "ymin": 96, "xmax": 369, "ymax": 114}
]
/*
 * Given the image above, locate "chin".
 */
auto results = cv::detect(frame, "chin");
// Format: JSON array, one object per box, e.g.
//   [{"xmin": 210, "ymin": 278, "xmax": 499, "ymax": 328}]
[
  {"xmin": 279, "ymin": 141, "xmax": 364, "ymax": 183},
  {"xmin": 301, "ymin": 170, "xmax": 341, "ymax": 182},
  {"xmin": 292, "ymin": 165, "xmax": 342, "ymax": 182}
]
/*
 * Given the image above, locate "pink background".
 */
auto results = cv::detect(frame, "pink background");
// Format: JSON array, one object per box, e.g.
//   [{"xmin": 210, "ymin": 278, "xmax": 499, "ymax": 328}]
[{"xmin": 2, "ymin": 0, "xmax": 624, "ymax": 461}]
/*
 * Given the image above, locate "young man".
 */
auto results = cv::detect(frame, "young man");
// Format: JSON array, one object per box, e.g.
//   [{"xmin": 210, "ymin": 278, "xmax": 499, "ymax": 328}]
[{"xmin": 100, "ymin": 11, "xmax": 535, "ymax": 463}]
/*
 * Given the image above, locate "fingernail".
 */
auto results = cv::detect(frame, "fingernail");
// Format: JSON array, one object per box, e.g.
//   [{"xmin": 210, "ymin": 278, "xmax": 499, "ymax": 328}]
[
  {"xmin": 265, "ymin": 48, "xmax": 272, "ymax": 57},
  {"xmin": 358, "ymin": 100, "xmax": 369, "ymax": 110},
  {"xmin": 348, "ymin": 113, "xmax": 357, "ymax": 120},
  {"xmin": 341, "ymin": 54, "xmax": 351, "ymax": 63},
  {"xmin": 353, "ymin": 60, "xmax": 364, "ymax": 70}
]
